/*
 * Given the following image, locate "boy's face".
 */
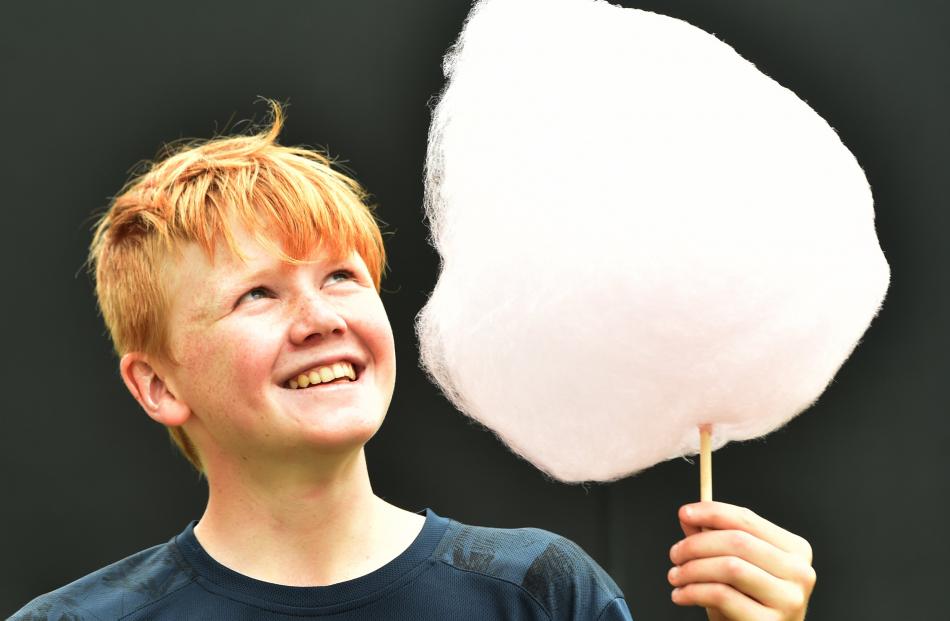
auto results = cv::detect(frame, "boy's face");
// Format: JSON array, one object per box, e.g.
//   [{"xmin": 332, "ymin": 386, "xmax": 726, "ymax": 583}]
[{"xmin": 155, "ymin": 224, "xmax": 396, "ymax": 467}]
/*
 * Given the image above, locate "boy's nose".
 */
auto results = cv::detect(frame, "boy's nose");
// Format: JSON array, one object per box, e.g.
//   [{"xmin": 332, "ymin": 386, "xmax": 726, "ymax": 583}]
[{"xmin": 288, "ymin": 295, "xmax": 347, "ymax": 344}]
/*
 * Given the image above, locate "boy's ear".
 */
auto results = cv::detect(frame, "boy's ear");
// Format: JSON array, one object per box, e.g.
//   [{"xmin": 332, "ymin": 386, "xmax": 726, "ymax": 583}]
[{"xmin": 119, "ymin": 353, "xmax": 191, "ymax": 427}]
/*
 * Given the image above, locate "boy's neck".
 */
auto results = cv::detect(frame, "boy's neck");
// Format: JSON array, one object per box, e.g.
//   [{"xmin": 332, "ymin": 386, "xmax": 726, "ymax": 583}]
[{"xmin": 192, "ymin": 448, "xmax": 425, "ymax": 587}]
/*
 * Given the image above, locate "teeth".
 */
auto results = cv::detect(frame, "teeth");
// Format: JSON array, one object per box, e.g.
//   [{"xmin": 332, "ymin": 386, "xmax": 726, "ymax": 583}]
[
  {"xmin": 287, "ymin": 361, "xmax": 357, "ymax": 389},
  {"xmin": 334, "ymin": 362, "xmax": 357, "ymax": 381}
]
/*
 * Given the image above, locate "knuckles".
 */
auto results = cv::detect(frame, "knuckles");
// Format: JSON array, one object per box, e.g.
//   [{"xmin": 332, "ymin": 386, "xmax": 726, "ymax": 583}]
[
  {"xmin": 795, "ymin": 535, "xmax": 814, "ymax": 564},
  {"xmin": 787, "ymin": 587, "xmax": 807, "ymax": 612},
  {"xmin": 726, "ymin": 529, "xmax": 753, "ymax": 554},
  {"xmin": 798, "ymin": 563, "xmax": 817, "ymax": 591},
  {"xmin": 703, "ymin": 583, "xmax": 732, "ymax": 607},
  {"xmin": 738, "ymin": 506, "xmax": 759, "ymax": 528},
  {"xmin": 722, "ymin": 556, "xmax": 746, "ymax": 580}
]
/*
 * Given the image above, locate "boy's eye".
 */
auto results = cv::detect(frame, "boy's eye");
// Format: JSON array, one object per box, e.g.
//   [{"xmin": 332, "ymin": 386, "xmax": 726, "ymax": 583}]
[
  {"xmin": 328, "ymin": 269, "xmax": 356, "ymax": 283},
  {"xmin": 237, "ymin": 286, "xmax": 273, "ymax": 305}
]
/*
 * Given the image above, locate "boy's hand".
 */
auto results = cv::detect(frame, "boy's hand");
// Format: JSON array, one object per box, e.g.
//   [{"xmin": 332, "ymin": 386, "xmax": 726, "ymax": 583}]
[{"xmin": 667, "ymin": 502, "xmax": 816, "ymax": 621}]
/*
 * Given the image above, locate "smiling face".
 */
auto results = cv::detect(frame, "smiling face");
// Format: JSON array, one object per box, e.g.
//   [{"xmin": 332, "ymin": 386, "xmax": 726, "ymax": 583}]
[{"xmin": 155, "ymin": 224, "xmax": 396, "ymax": 470}]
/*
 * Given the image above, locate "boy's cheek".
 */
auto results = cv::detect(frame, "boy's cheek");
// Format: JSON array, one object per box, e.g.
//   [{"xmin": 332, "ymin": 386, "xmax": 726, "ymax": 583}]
[
  {"xmin": 174, "ymin": 331, "xmax": 266, "ymax": 398},
  {"xmin": 232, "ymin": 350, "xmax": 281, "ymax": 392}
]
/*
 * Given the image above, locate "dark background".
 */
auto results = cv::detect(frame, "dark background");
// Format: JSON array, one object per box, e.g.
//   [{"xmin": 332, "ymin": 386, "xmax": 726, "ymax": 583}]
[{"xmin": 2, "ymin": 1, "xmax": 947, "ymax": 619}]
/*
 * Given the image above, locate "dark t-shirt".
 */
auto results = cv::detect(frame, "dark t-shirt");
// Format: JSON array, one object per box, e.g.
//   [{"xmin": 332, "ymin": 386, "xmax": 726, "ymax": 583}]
[{"xmin": 11, "ymin": 508, "xmax": 633, "ymax": 620}]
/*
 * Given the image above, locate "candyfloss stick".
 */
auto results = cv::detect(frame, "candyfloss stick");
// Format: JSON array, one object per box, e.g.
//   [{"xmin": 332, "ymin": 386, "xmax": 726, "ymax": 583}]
[
  {"xmin": 698, "ymin": 427, "xmax": 715, "ymax": 621},
  {"xmin": 700, "ymin": 425, "xmax": 712, "ymax": 502},
  {"xmin": 698, "ymin": 425, "xmax": 713, "ymax": 535}
]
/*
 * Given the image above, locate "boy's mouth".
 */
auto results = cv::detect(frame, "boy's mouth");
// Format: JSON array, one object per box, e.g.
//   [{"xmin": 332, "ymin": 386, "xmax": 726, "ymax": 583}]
[{"xmin": 284, "ymin": 361, "xmax": 360, "ymax": 389}]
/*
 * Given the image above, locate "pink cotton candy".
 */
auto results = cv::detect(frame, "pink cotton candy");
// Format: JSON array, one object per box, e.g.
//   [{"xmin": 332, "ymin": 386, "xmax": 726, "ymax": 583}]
[{"xmin": 416, "ymin": 0, "xmax": 890, "ymax": 483}]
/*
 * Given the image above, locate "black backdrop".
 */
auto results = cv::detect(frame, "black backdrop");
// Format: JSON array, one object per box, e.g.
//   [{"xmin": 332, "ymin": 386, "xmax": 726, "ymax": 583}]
[{"xmin": 2, "ymin": 1, "xmax": 948, "ymax": 619}]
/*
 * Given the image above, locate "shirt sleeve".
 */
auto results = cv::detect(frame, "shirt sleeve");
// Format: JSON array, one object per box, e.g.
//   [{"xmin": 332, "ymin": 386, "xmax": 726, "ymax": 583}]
[{"xmin": 595, "ymin": 597, "xmax": 634, "ymax": 621}]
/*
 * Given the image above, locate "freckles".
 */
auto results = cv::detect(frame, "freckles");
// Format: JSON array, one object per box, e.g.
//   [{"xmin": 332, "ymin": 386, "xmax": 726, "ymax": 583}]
[
  {"xmin": 180, "ymin": 326, "xmax": 276, "ymax": 398},
  {"xmin": 175, "ymin": 327, "xmax": 212, "ymax": 364},
  {"xmin": 230, "ymin": 340, "xmax": 278, "ymax": 388}
]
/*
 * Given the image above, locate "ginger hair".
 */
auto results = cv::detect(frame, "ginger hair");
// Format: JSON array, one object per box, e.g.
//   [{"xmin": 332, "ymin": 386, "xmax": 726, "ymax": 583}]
[{"xmin": 88, "ymin": 101, "xmax": 386, "ymax": 472}]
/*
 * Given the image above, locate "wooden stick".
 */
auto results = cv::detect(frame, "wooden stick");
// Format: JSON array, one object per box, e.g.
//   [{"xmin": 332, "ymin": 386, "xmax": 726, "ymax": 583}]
[{"xmin": 700, "ymin": 424, "xmax": 712, "ymax": 502}]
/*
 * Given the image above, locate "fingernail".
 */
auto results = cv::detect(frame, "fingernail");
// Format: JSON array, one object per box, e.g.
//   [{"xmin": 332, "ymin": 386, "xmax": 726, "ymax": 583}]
[{"xmin": 682, "ymin": 506, "xmax": 693, "ymax": 519}]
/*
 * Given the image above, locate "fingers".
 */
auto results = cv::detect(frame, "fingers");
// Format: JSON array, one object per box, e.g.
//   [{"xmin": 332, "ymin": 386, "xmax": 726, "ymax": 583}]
[
  {"xmin": 668, "ymin": 555, "xmax": 807, "ymax": 611},
  {"xmin": 679, "ymin": 519, "xmax": 701, "ymax": 537},
  {"xmin": 670, "ymin": 527, "xmax": 812, "ymax": 585},
  {"xmin": 678, "ymin": 502, "xmax": 813, "ymax": 563},
  {"xmin": 670, "ymin": 502, "xmax": 818, "ymax": 621},
  {"xmin": 671, "ymin": 582, "xmax": 779, "ymax": 621}
]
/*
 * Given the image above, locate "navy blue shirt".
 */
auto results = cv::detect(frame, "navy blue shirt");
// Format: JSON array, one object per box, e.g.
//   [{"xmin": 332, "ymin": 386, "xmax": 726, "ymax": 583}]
[{"xmin": 12, "ymin": 508, "xmax": 633, "ymax": 620}]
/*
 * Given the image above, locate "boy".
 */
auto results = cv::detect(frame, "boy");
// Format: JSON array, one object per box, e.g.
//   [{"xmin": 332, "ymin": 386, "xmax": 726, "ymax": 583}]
[{"xmin": 13, "ymin": 105, "xmax": 815, "ymax": 620}]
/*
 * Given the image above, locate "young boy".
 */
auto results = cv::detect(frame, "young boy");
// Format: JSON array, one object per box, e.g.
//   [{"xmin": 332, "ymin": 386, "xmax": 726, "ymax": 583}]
[{"xmin": 13, "ymin": 106, "xmax": 815, "ymax": 620}]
